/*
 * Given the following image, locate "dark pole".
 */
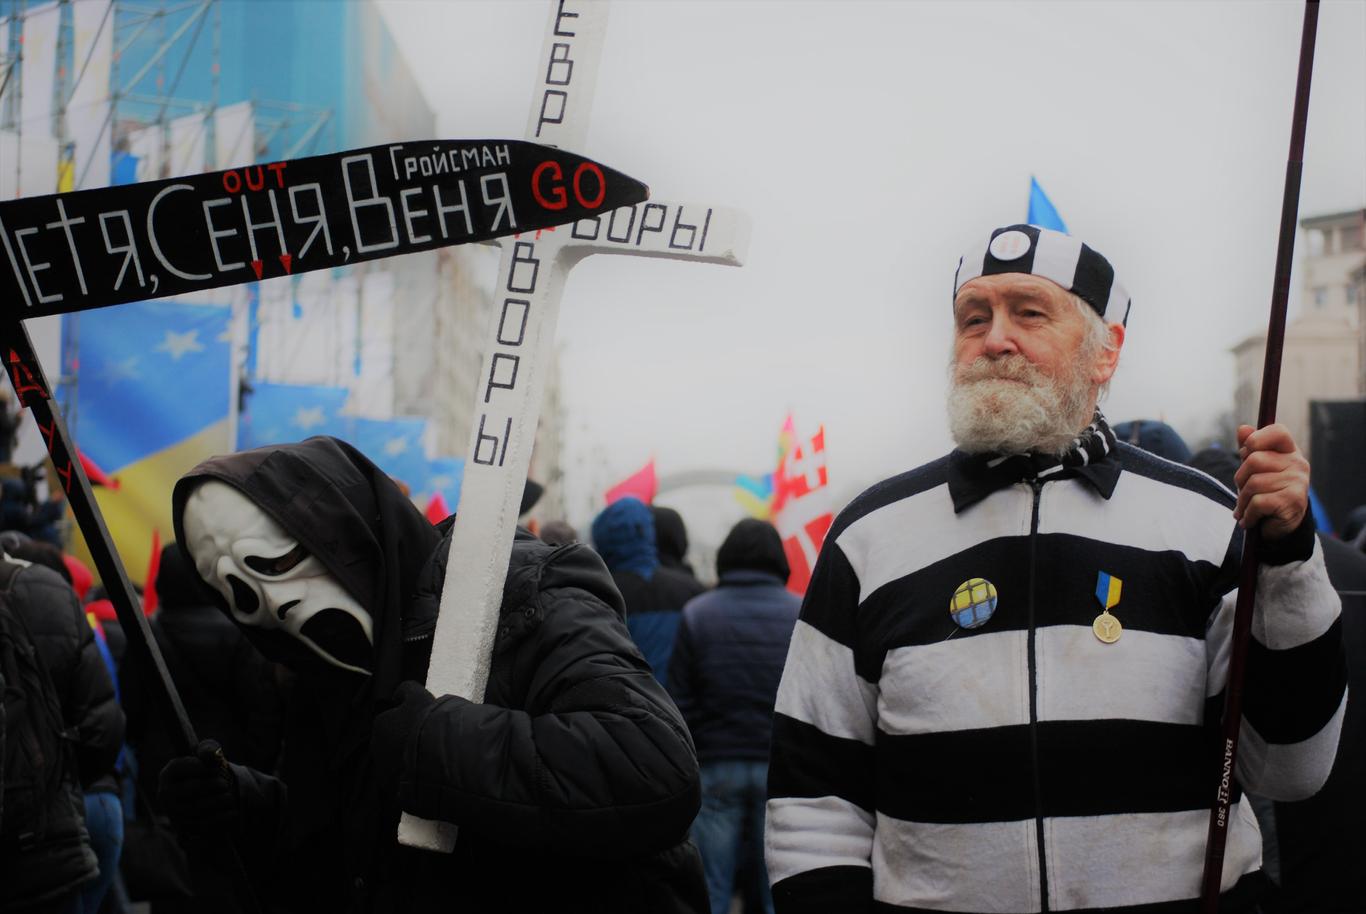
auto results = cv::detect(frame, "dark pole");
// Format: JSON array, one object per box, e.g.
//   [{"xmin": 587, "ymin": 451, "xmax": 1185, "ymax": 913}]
[
  {"xmin": 3, "ymin": 321, "xmax": 198, "ymax": 749},
  {"xmin": 2, "ymin": 320, "xmax": 262, "ymax": 914},
  {"xmin": 1199, "ymin": 2, "xmax": 1320, "ymax": 910}
]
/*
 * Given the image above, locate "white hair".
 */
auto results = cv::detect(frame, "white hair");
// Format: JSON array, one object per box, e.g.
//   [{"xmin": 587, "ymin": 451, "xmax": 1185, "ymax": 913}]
[{"xmin": 1071, "ymin": 293, "xmax": 1119, "ymax": 400}]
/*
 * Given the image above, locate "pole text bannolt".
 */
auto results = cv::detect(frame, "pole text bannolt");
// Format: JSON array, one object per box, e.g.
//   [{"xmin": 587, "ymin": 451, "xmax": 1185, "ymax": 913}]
[{"xmin": 0, "ymin": 139, "xmax": 648, "ymax": 317}]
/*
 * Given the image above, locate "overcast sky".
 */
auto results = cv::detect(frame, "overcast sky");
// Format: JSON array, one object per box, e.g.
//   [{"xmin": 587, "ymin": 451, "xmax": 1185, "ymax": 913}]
[{"xmin": 375, "ymin": 0, "xmax": 1366, "ymax": 544}]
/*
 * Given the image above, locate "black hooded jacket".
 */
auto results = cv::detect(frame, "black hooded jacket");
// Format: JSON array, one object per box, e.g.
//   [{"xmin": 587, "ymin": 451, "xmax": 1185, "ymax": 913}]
[
  {"xmin": 169, "ymin": 438, "xmax": 705, "ymax": 914},
  {"xmin": 0, "ymin": 556, "xmax": 123, "ymax": 909},
  {"xmin": 122, "ymin": 543, "xmax": 285, "ymax": 805}
]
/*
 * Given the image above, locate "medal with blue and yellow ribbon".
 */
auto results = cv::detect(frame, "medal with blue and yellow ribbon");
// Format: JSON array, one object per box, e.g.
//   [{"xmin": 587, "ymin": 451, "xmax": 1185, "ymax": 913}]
[{"xmin": 1093, "ymin": 572, "xmax": 1123, "ymax": 644}]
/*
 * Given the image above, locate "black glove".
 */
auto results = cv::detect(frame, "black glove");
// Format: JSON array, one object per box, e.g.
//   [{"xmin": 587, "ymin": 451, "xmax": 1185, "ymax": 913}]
[
  {"xmin": 157, "ymin": 738, "xmax": 240, "ymax": 836},
  {"xmin": 370, "ymin": 680, "xmax": 437, "ymax": 794}
]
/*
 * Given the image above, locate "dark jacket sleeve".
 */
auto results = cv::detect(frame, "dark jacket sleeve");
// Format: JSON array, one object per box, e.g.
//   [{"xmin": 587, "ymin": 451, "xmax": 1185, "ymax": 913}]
[
  {"xmin": 398, "ymin": 581, "xmax": 701, "ymax": 858},
  {"xmin": 666, "ymin": 603, "xmax": 699, "ymax": 732},
  {"xmin": 19, "ymin": 564, "xmax": 125, "ymax": 786}
]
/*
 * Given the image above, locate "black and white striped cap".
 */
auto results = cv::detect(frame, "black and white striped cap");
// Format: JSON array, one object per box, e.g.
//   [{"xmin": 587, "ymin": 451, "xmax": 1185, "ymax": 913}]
[{"xmin": 954, "ymin": 224, "xmax": 1131, "ymax": 325}]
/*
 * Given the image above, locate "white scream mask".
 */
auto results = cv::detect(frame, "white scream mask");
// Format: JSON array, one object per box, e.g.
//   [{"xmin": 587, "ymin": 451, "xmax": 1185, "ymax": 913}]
[{"xmin": 181, "ymin": 479, "xmax": 375, "ymax": 675}]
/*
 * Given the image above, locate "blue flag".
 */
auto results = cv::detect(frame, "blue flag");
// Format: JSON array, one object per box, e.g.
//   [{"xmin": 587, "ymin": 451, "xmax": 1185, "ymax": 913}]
[
  {"xmin": 61, "ymin": 300, "xmax": 234, "ymax": 581},
  {"xmin": 1028, "ymin": 176, "xmax": 1068, "ymax": 233},
  {"xmin": 239, "ymin": 382, "xmax": 464, "ymax": 512},
  {"xmin": 237, "ymin": 382, "xmax": 350, "ymax": 450}
]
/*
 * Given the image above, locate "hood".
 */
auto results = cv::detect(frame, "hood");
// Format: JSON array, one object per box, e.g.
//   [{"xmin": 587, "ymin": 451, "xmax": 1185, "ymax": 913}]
[
  {"xmin": 652, "ymin": 506, "xmax": 689, "ymax": 567},
  {"xmin": 591, "ymin": 497, "xmax": 659, "ymax": 579},
  {"xmin": 1188, "ymin": 446, "xmax": 1239, "ymax": 492},
  {"xmin": 716, "ymin": 518, "xmax": 790, "ymax": 582},
  {"xmin": 172, "ymin": 436, "xmax": 441, "ymax": 697},
  {"xmin": 1112, "ymin": 419, "xmax": 1191, "ymax": 464}
]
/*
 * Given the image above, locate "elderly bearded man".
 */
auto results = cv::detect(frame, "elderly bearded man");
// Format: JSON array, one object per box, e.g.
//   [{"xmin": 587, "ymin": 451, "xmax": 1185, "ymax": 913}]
[{"xmin": 764, "ymin": 224, "xmax": 1345, "ymax": 914}]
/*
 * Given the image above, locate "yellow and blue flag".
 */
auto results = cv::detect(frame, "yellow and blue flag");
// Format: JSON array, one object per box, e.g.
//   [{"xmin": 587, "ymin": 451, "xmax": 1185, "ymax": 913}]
[
  {"xmin": 1095, "ymin": 571, "xmax": 1123, "ymax": 611},
  {"xmin": 61, "ymin": 300, "xmax": 233, "ymax": 583},
  {"xmin": 733, "ymin": 473, "xmax": 774, "ymax": 519}
]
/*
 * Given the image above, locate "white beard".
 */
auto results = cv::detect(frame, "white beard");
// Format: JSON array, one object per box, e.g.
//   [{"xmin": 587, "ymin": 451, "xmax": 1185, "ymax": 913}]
[{"xmin": 946, "ymin": 353, "xmax": 1097, "ymax": 455}]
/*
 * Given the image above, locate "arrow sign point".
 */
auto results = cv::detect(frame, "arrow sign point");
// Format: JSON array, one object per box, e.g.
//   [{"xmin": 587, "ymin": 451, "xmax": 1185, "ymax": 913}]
[
  {"xmin": 251, "ymin": 260, "xmax": 264, "ymax": 280},
  {"xmin": 279, "ymin": 253, "xmax": 293, "ymax": 274},
  {"xmin": 8, "ymin": 350, "xmax": 18, "ymax": 364}
]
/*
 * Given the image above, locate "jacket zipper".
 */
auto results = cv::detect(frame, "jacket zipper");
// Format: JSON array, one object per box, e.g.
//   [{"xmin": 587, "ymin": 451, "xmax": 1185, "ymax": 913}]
[{"xmin": 1028, "ymin": 479, "xmax": 1050, "ymax": 912}]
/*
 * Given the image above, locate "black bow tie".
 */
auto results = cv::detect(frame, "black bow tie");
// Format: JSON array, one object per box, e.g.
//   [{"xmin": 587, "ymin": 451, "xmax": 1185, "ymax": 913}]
[{"xmin": 946, "ymin": 413, "xmax": 1122, "ymax": 513}]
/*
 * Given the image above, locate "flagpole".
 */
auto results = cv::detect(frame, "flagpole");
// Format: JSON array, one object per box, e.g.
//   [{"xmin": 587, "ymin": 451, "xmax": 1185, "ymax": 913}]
[
  {"xmin": 2, "ymin": 318, "xmax": 263, "ymax": 914},
  {"xmin": 1199, "ymin": 2, "xmax": 1319, "ymax": 909},
  {"xmin": 2, "ymin": 321, "xmax": 198, "ymax": 748}
]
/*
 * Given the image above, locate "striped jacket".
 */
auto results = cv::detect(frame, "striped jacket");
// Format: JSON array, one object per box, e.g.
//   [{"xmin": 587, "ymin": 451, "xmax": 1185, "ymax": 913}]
[{"xmin": 765, "ymin": 443, "xmax": 1345, "ymax": 914}]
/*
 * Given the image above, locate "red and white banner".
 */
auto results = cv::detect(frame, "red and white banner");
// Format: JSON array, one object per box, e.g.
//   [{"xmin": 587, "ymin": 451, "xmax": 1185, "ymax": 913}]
[{"xmin": 772, "ymin": 423, "xmax": 833, "ymax": 595}]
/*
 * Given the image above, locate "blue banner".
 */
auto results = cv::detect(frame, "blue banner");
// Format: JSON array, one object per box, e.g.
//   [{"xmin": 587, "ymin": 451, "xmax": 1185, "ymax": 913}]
[{"xmin": 1028, "ymin": 176, "xmax": 1068, "ymax": 233}]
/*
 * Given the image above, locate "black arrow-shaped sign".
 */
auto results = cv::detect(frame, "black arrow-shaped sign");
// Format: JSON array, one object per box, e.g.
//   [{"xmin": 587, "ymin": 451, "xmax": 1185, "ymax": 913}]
[{"xmin": 0, "ymin": 138, "xmax": 648, "ymax": 317}]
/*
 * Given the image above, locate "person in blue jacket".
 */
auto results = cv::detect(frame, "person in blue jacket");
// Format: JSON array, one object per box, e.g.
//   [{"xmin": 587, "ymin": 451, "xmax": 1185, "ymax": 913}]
[
  {"xmin": 591, "ymin": 497, "xmax": 704, "ymax": 686},
  {"xmin": 669, "ymin": 519, "xmax": 800, "ymax": 914}
]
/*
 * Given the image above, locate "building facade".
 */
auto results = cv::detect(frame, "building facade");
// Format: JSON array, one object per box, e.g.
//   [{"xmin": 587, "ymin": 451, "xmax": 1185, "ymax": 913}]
[
  {"xmin": 1, "ymin": 0, "xmax": 566, "ymax": 507},
  {"xmin": 1232, "ymin": 208, "xmax": 1366, "ymax": 457}
]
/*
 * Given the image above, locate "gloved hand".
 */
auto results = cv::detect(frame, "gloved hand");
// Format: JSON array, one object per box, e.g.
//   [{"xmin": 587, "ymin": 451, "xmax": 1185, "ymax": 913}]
[
  {"xmin": 157, "ymin": 738, "xmax": 240, "ymax": 836},
  {"xmin": 370, "ymin": 680, "xmax": 437, "ymax": 794}
]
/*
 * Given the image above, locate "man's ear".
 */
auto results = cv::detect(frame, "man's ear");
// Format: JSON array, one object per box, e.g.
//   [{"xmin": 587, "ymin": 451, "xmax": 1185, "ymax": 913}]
[{"xmin": 1093, "ymin": 322, "xmax": 1125, "ymax": 385}]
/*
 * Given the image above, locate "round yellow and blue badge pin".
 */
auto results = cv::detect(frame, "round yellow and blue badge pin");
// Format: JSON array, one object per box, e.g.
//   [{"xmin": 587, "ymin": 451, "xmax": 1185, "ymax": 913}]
[{"xmin": 950, "ymin": 578, "xmax": 998, "ymax": 630}]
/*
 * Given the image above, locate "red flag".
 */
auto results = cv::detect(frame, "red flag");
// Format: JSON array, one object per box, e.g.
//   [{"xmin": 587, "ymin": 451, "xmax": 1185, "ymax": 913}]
[
  {"xmin": 143, "ymin": 529, "xmax": 161, "ymax": 615},
  {"xmin": 425, "ymin": 492, "xmax": 451, "ymax": 525},
  {"xmin": 772, "ymin": 423, "xmax": 833, "ymax": 595},
  {"xmin": 86, "ymin": 598, "xmax": 118, "ymax": 623},
  {"xmin": 76, "ymin": 450, "xmax": 119, "ymax": 491},
  {"xmin": 63, "ymin": 554, "xmax": 94, "ymax": 601},
  {"xmin": 78, "ymin": 450, "xmax": 120, "ymax": 489},
  {"xmin": 604, "ymin": 458, "xmax": 657, "ymax": 506}
]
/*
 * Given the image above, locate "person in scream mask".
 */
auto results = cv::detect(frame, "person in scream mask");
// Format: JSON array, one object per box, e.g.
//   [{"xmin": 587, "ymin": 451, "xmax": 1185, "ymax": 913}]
[{"xmin": 156, "ymin": 437, "xmax": 707, "ymax": 914}]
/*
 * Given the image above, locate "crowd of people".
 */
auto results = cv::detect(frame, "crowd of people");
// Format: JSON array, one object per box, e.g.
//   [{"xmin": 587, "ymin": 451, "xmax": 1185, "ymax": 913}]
[{"xmin": 2, "ymin": 224, "xmax": 1364, "ymax": 914}]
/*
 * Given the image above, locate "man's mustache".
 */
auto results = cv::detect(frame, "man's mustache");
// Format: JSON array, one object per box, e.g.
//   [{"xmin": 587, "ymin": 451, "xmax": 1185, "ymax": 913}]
[{"xmin": 955, "ymin": 355, "xmax": 1045, "ymax": 386}]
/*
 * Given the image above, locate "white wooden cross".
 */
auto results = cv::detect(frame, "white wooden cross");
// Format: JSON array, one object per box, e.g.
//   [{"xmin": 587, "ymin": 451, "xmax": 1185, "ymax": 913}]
[{"xmin": 399, "ymin": 0, "xmax": 751, "ymax": 852}]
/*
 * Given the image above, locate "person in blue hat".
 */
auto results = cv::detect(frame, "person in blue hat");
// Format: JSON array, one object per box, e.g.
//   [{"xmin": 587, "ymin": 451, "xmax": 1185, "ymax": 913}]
[
  {"xmin": 591, "ymin": 497, "xmax": 705, "ymax": 687},
  {"xmin": 766, "ymin": 224, "xmax": 1345, "ymax": 914}
]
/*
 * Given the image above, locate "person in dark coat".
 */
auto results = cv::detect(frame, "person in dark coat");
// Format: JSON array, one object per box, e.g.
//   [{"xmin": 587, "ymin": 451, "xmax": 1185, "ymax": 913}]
[
  {"xmin": 669, "ymin": 519, "xmax": 800, "ymax": 914},
  {"xmin": 591, "ymin": 497, "xmax": 704, "ymax": 687},
  {"xmin": 0, "ymin": 550, "xmax": 124, "ymax": 912},
  {"xmin": 538, "ymin": 519, "xmax": 578, "ymax": 546},
  {"xmin": 1, "ymin": 536, "xmax": 129, "ymax": 914},
  {"xmin": 1190, "ymin": 446, "xmax": 1366, "ymax": 912},
  {"xmin": 1343, "ymin": 504, "xmax": 1366, "ymax": 553},
  {"xmin": 122, "ymin": 542, "xmax": 285, "ymax": 806},
  {"xmin": 156, "ymin": 437, "xmax": 706, "ymax": 914},
  {"xmin": 1111, "ymin": 418, "xmax": 1192, "ymax": 463},
  {"xmin": 653, "ymin": 506, "xmax": 699, "ymax": 580},
  {"xmin": 0, "ymin": 475, "xmax": 65, "ymax": 547}
]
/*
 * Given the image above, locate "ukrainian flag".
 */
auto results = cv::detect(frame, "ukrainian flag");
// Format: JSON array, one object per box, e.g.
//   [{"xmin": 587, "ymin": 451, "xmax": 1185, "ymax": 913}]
[
  {"xmin": 733, "ymin": 473, "xmax": 774, "ymax": 519},
  {"xmin": 1095, "ymin": 572, "xmax": 1123, "ymax": 611},
  {"xmin": 239, "ymin": 383, "xmax": 464, "ymax": 513},
  {"xmin": 61, "ymin": 300, "xmax": 233, "ymax": 585}
]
